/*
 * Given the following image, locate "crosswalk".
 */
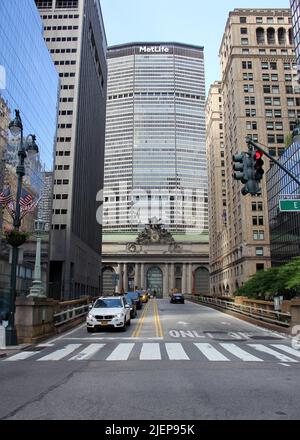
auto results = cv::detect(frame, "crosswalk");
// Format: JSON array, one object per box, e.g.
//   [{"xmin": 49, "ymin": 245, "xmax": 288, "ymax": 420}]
[{"xmin": 3, "ymin": 342, "xmax": 300, "ymax": 364}]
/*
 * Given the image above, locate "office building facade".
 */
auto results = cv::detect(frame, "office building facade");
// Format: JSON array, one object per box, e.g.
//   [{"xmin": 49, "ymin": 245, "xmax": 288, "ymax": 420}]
[
  {"xmin": 103, "ymin": 43, "xmax": 208, "ymax": 235},
  {"xmin": 36, "ymin": 0, "xmax": 107, "ymax": 299},
  {"xmin": 267, "ymin": 135, "xmax": 300, "ymax": 265},
  {"xmin": 290, "ymin": 0, "xmax": 300, "ymax": 71},
  {"xmin": 102, "ymin": 43, "xmax": 209, "ymax": 297},
  {"xmin": 207, "ymin": 8, "xmax": 298, "ymax": 296},
  {"xmin": 0, "ymin": 0, "xmax": 58, "ymax": 309}
]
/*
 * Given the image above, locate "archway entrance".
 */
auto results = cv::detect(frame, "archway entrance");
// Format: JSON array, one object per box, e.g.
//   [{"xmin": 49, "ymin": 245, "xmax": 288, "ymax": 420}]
[
  {"xmin": 147, "ymin": 267, "xmax": 163, "ymax": 298},
  {"xmin": 102, "ymin": 267, "xmax": 115, "ymax": 296},
  {"xmin": 194, "ymin": 267, "xmax": 210, "ymax": 295}
]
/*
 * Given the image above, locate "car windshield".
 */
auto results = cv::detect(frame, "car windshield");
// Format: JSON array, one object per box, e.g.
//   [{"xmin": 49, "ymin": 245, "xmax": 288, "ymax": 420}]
[
  {"xmin": 125, "ymin": 296, "xmax": 133, "ymax": 305},
  {"xmin": 93, "ymin": 298, "xmax": 123, "ymax": 308},
  {"xmin": 127, "ymin": 292, "xmax": 139, "ymax": 300}
]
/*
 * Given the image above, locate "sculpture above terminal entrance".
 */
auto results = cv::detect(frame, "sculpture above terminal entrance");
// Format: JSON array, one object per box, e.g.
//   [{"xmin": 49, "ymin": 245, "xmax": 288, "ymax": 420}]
[{"xmin": 136, "ymin": 218, "xmax": 175, "ymax": 245}]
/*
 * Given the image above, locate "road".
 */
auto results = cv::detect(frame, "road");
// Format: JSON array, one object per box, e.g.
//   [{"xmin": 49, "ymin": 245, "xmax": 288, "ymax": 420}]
[{"xmin": 0, "ymin": 298, "xmax": 300, "ymax": 420}]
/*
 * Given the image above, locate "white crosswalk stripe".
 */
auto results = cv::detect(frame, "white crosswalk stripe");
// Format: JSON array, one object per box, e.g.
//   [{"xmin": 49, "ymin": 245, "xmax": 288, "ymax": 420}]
[
  {"xmin": 37, "ymin": 344, "xmax": 82, "ymax": 361},
  {"xmin": 271, "ymin": 344, "xmax": 300, "ymax": 359},
  {"xmin": 140, "ymin": 343, "xmax": 161, "ymax": 360},
  {"xmin": 248, "ymin": 344, "xmax": 298, "ymax": 363},
  {"xmin": 165, "ymin": 343, "xmax": 189, "ymax": 360},
  {"xmin": 220, "ymin": 343, "xmax": 263, "ymax": 362},
  {"xmin": 194, "ymin": 343, "xmax": 230, "ymax": 361},
  {"xmin": 4, "ymin": 351, "xmax": 37, "ymax": 362},
  {"xmin": 106, "ymin": 343, "xmax": 135, "ymax": 361},
  {"xmin": 2, "ymin": 343, "xmax": 300, "ymax": 363},
  {"xmin": 69, "ymin": 344, "xmax": 105, "ymax": 361}
]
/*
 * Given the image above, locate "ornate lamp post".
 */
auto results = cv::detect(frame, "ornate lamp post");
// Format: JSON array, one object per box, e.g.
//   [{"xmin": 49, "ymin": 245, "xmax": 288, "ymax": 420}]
[
  {"xmin": 28, "ymin": 219, "xmax": 46, "ymax": 298},
  {"xmin": 6, "ymin": 110, "xmax": 39, "ymax": 346}
]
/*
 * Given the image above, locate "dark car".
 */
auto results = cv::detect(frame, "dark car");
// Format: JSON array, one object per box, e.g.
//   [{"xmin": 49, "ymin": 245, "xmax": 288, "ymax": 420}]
[
  {"xmin": 170, "ymin": 293, "xmax": 185, "ymax": 304},
  {"xmin": 126, "ymin": 291, "xmax": 142, "ymax": 310},
  {"xmin": 125, "ymin": 295, "xmax": 137, "ymax": 318}
]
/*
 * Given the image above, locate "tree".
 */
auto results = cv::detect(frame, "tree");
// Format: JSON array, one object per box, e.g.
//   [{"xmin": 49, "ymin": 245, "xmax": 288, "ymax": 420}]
[{"xmin": 235, "ymin": 258, "xmax": 300, "ymax": 300}]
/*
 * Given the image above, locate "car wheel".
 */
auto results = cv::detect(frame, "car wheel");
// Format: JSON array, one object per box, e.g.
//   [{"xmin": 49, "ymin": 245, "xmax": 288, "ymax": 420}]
[
  {"xmin": 121, "ymin": 321, "xmax": 127, "ymax": 332},
  {"xmin": 87, "ymin": 327, "xmax": 93, "ymax": 333},
  {"xmin": 127, "ymin": 318, "xmax": 131, "ymax": 326}
]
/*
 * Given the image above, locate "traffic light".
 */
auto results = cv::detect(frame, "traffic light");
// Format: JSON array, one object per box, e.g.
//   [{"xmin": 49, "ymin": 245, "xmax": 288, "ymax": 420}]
[
  {"xmin": 232, "ymin": 153, "xmax": 247, "ymax": 183},
  {"xmin": 254, "ymin": 150, "xmax": 264, "ymax": 182},
  {"xmin": 233, "ymin": 151, "xmax": 263, "ymax": 196}
]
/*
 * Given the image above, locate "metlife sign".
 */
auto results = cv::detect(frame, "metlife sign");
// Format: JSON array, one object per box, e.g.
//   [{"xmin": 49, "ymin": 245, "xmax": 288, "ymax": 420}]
[{"xmin": 139, "ymin": 46, "xmax": 170, "ymax": 54}]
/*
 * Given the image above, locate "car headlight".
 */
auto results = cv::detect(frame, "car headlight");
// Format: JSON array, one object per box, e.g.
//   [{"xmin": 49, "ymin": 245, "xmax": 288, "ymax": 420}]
[
  {"xmin": 117, "ymin": 313, "xmax": 125, "ymax": 318},
  {"xmin": 87, "ymin": 313, "xmax": 94, "ymax": 320}
]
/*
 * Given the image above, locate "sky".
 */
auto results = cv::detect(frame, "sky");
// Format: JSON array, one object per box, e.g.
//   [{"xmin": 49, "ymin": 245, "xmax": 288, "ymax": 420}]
[{"xmin": 101, "ymin": 0, "xmax": 290, "ymax": 93}]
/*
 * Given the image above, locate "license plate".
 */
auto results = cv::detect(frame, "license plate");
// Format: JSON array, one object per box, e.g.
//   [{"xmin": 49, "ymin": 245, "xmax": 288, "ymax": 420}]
[{"xmin": 101, "ymin": 321, "xmax": 108, "ymax": 326}]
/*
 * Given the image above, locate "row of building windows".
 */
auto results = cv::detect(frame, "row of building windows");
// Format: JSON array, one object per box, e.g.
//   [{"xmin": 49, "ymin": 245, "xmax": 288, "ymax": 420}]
[
  {"xmin": 50, "ymin": 48, "xmax": 77, "ymax": 54},
  {"xmin": 51, "ymin": 224, "xmax": 67, "ymax": 230},
  {"xmin": 240, "ymin": 16, "xmax": 290, "ymax": 24},
  {"xmin": 240, "ymin": 27, "xmax": 294, "ymax": 46},
  {"xmin": 59, "ymin": 72, "xmax": 76, "ymax": 78},
  {"xmin": 45, "ymin": 37, "xmax": 78, "ymax": 42},
  {"xmin": 57, "ymin": 123, "xmax": 72, "ymax": 128},
  {"xmin": 35, "ymin": 0, "xmax": 79, "ymax": 9},
  {"xmin": 57, "ymin": 137, "xmax": 72, "ymax": 142},
  {"xmin": 55, "ymin": 164, "xmax": 70, "ymax": 170},
  {"xmin": 242, "ymin": 60, "xmax": 296, "ymax": 70},
  {"xmin": 41, "ymin": 14, "xmax": 79, "ymax": 19},
  {"xmin": 54, "ymin": 179, "xmax": 69, "ymax": 185},
  {"xmin": 53, "ymin": 194, "xmax": 69, "ymax": 200},
  {"xmin": 53, "ymin": 209, "xmax": 68, "ymax": 214},
  {"xmin": 56, "ymin": 151, "xmax": 71, "ymax": 156},
  {"xmin": 44, "ymin": 25, "xmax": 78, "ymax": 31},
  {"xmin": 55, "ymin": 60, "xmax": 76, "ymax": 66}
]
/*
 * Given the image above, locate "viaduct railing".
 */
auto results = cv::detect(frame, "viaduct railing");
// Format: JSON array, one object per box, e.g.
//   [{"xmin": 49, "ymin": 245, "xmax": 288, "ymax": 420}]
[{"xmin": 186, "ymin": 295, "xmax": 292, "ymax": 328}]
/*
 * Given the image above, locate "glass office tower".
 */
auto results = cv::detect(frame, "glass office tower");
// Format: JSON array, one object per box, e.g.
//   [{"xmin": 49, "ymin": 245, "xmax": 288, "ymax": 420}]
[
  {"xmin": 0, "ymin": 0, "xmax": 59, "ymax": 175},
  {"xmin": 103, "ymin": 43, "xmax": 207, "ymax": 234},
  {"xmin": 267, "ymin": 139, "xmax": 300, "ymax": 265}
]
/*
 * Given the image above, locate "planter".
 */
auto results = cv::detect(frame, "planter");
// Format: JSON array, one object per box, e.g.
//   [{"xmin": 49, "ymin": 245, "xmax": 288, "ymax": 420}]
[{"xmin": 4, "ymin": 231, "xmax": 29, "ymax": 247}]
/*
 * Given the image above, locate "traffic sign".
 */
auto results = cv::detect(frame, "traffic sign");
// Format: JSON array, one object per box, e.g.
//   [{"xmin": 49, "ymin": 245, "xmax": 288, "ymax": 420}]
[{"xmin": 279, "ymin": 200, "xmax": 300, "ymax": 212}]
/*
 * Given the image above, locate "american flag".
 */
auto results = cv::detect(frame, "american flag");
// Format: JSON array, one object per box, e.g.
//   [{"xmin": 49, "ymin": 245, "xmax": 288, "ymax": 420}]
[
  {"xmin": 0, "ymin": 187, "xmax": 13, "ymax": 205},
  {"xmin": 21, "ymin": 197, "xmax": 42, "ymax": 219},
  {"xmin": 20, "ymin": 188, "xmax": 33, "ymax": 207}
]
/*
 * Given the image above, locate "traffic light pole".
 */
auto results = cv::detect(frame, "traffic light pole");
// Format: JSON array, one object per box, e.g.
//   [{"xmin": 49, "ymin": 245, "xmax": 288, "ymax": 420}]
[{"xmin": 246, "ymin": 137, "xmax": 300, "ymax": 188}]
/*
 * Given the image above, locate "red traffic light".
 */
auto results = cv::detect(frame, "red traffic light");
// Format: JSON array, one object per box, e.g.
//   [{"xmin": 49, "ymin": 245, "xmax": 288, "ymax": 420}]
[{"xmin": 254, "ymin": 150, "xmax": 263, "ymax": 161}]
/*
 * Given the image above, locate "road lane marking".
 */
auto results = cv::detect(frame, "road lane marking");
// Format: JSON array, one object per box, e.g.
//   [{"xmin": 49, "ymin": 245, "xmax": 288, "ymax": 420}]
[
  {"xmin": 153, "ymin": 300, "xmax": 163, "ymax": 338},
  {"xmin": 220, "ymin": 343, "xmax": 263, "ymax": 362},
  {"xmin": 5, "ymin": 352, "xmax": 36, "ymax": 361},
  {"xmin": 106, "ymin": 343, "xmax": 135, "ymax": 361},
  {"xmin": 37, "ymin": 344, "xmax": 82, "ymax": 361},
  {"xmin": 69, "ymin": 344, "xmax": 105, "ymax": 361},
  {"xmin": 271, "ymin": 345, "xmax": 300, "ymax": 359},
  {"xmin": 248, "ymin": 344, "xmax": 298, "ymax": 363},
  {"xmin": 38, "ymin": 323, "xmax": 86, "ymax": 347},
  {"xmin": 194, "ymin": 343, "xmax": 230, "ymax": 361},
  {"xmin": 132, "ymin": 302, "xmax": 150, "ymax": 338},
  {"xmin": 140, "ymin": 343, "xmax": 161, "ymax": 360},
  {"xmin": 165, "ymin": 343, "xmax": 189, "ymax": 360}
]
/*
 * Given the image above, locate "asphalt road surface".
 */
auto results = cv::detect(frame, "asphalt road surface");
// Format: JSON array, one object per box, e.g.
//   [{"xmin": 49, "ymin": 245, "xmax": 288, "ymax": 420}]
[{"xmin": 1, "ymin": 298, "xmax": 300, "ymax": 420}]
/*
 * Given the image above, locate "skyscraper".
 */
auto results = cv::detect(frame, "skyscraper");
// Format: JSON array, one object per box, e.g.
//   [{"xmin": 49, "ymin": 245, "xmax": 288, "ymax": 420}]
[
  {"xmin": 35, "ymin": 0, "xmax": 107, "ymax": 299},
  {"xmin": 103, "ymin": 43, "xmax": 207, "ymax": 235},
  {"xmin": 290, "ymin": 0, "xmax": 300, "ymax": 71},
  {"xmin": 207, "ymin": 8, "xmax": 298, "ymax": 296}
]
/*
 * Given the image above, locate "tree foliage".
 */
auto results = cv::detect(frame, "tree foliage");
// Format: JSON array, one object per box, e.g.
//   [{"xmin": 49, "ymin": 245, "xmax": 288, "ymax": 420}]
[{"xmin": 235, "ymin": 257, "xmax": 300, "ymax": 300}]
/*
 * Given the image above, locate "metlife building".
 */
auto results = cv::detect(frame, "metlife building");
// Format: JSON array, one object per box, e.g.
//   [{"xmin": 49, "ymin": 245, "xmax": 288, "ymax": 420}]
[{"xmin": 103, "ymin": 42, "xmax": 207, "ymax": 235}]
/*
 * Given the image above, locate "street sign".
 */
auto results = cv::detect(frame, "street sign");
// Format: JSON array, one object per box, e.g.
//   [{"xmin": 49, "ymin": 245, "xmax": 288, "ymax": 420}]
[{"xmin": 279, "ymin": 200, "xmax": 300, "ymax": 212}]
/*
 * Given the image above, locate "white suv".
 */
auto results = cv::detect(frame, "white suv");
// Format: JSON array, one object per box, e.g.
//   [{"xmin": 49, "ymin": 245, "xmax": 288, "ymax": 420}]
[{"xmin": 86, "ymin": 296, "xmax": 131, "ymax": 332}]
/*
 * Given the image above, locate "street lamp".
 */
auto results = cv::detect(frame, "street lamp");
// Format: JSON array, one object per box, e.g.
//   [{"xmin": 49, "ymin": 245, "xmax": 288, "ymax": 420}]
[
  {"xmin": 28, "ymin": 219, "xmax": 46, "ymax": 299},
  {"xmin": 6, "ymin": 109, "xmax": 39, "ymax": 346}
]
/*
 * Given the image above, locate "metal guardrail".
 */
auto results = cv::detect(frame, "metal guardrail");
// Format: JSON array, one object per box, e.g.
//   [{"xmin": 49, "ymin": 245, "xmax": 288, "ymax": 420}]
[
  {"xmin": 186, "ymin": 295, "xmax": 292, "ymax": 328},
  {"xmin": 53, "ymin": 304, "xmax": 90, "ymax": 327}
]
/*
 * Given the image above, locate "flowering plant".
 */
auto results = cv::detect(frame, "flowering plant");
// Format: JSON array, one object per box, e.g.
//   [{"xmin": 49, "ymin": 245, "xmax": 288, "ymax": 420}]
[{"xmin": 2, "ymin": 226, "xmax": 30, "ymax": 247}]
